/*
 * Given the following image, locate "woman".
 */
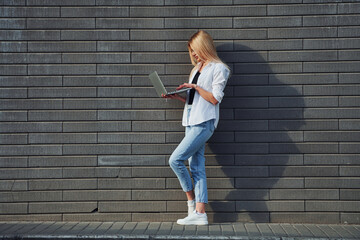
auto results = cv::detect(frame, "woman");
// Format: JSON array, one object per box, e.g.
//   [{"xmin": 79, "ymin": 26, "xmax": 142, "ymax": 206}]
[{"xmin": 162, "ymin": 30, "xmax": 230, "ymax": 225}]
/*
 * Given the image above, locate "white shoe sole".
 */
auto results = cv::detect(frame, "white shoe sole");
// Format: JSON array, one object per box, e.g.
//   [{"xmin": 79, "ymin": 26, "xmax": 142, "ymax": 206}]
[{"xmin": 177, "ymin": 220, "xmax": 208, "ymax": 225}]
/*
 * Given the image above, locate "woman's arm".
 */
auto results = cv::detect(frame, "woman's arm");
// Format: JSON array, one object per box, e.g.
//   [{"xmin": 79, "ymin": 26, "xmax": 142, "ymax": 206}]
[
  {"xmin": 177, "ymin": 83, "xmax": 218, "ymax": 105},
  {"xmin": 161, "ymin": 93, "xmax": 186, "ymax": 103}
]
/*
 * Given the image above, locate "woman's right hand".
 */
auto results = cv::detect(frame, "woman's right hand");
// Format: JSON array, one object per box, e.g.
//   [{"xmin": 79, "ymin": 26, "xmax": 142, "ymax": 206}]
[{"xmin": 161, "ymin": 93, "xmax": 186, "ymax": 103}]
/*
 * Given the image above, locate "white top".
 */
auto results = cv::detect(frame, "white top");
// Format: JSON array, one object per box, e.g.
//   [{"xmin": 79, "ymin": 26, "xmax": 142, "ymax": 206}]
[{"xmin": 182, "ymin": 62, "xmax": 230, "ymax": 128}]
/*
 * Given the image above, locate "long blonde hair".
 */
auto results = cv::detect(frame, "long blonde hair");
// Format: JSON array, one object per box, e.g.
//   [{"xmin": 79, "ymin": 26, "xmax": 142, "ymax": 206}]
[{"xmin": 187, "ymin": 30, "xmax": 229, "ymax": 71}]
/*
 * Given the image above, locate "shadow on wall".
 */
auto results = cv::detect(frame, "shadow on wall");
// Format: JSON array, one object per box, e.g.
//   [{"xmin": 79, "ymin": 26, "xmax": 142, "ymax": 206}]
[{"xmin": 207, "ymin": 43, "xmax": 305, "ymax": 223}]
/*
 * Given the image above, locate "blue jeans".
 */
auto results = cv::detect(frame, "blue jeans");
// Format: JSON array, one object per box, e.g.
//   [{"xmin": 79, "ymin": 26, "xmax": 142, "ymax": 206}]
[{"xmin": 169, "ymin": 114, "xmax": 215, "ymax": 203}]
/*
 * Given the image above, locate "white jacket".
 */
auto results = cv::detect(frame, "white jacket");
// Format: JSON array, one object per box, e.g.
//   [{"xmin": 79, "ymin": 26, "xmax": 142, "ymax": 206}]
[{"xmin": 182, "ymin": 61, "xmax": 230, "ymax": 128}]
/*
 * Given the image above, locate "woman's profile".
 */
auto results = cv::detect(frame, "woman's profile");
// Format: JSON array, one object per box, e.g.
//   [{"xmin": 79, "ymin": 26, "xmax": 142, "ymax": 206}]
[{"xmin": 162, "ymin": 30, "xmax": 230, "ymax": 225}]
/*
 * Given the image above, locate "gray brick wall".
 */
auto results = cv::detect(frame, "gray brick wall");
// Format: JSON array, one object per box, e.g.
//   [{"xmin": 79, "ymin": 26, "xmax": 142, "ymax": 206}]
[{"xmin": 0, "ymin": 0, "xmax": 359, "ymax": 224}]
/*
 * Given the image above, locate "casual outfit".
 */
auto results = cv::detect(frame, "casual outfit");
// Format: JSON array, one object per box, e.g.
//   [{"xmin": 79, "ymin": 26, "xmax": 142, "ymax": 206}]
[{"xmin": 169, "ymin": 62, "xmax": 230, "ymax": 225}]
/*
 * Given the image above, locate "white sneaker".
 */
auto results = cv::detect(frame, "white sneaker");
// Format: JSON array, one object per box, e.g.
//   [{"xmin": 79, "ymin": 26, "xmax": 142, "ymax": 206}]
[
  {"xmin": 187, "ymin": 200, "xmax": 195, "ymax": 216},
  {"xmin": 177, "ymin": 211, "xmax": 208, "ymax": 225}
]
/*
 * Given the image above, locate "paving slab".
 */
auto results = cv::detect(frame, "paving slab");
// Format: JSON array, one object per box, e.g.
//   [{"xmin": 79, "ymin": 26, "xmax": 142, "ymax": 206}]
[{"xmin": 0, "ymin": 221, "xmax": 360, "ymax": 240}]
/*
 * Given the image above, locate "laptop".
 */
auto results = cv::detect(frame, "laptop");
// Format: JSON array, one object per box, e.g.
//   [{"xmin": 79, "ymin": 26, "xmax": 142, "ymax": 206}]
[{"xmin": 149, "ymin": 71, "xmax": 191, "ymax": 97}]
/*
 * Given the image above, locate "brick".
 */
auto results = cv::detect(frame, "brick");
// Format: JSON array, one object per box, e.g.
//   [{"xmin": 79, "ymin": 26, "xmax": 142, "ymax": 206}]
[
  {"xmin": 165, "ymin": 0, "xmax": 232, "ymax": 5},
  {"xmin": 131, "ymin": 29, "xmax": 194, "ymax": 41},
  {"xmin": 0, "ymin": 203, "xmax": 27, "ymax": 214},
  {"xmin": 340, "ymin": 73, "xmax": 360, "ymax": 84},
  {"xmin": 0, "ymin": 65, "xmax": 26, "ymax": 75},
  {"xmin": 132, "ymin": 99, "xmax": 184, "ymax": 110},
  {"xmin": 235, "ymin": 131, "xmax": 303, "ymax": 143},
  {"xmin": 221, "ymin": 97, "xmax": 268, "ymax": 109},
  {"xmin": 340, "ymin": 143, "xmax": 360, "ymax": 153},
  {"xmin": 217, "ymin": 120, "xmax": 268, "ymax": 132},
  {"xmin": 29, "ymin": 202, "xmax": 97, "ymax": 213},
  {"xmin": 303, "ymin": 15, "xmax": 360, "ymax": 27},
  {"xmin": 268, "ymin": 4, "xmax": 336, "ymax": 15},
  {"xmin": 99, "ymin": 155, "xmax": 166, "ymax": 166},
  {"xmin": 132, "ymin": 167, "xmax": 173, "ymax": 178},
  {"xmin": 28, "ymin": 64, "xmax": 96, "ymax": 75},
  {"xmin": 235, "ymin": 109, "xmax": 303, "ymax": 120},
  {"xmin": 29, "ymin": 133, "xmax": 96, "ymax": 144},
  {"xmin": 63, "ymin": 121, "xmax": 131, "ymax": 132},
  {"xmin": 64, "ymin": 99, "xmax": 131, "ymax": 110},
  {"xmin": 269, "ymin": 50, "xmax": 337, "ymax": 62},
  {"xmin": 340, "ymin": 167, "xmax": 360, "ymax": 177},
  {"xmin": 0, "ymin": 145, "xmax": 62, "ymax": 156},
  {"xmin": 270, "ymin": 166, "xmax": 338, "ymax": 177},
  {"xmin": 207, "ymin": 143, "xmax": 268, "ymax": 154},
  {"xmin": 97, "ymin": 0, "xmax": 163, "ymax": 5},
  {"xmin": 27, "ymin": 18, "xmax": 95, "ymax": 29},
  {"xmin": 27, "ymin": 0, "xmax": 95, "ymax": 5},
  {"xmin": 305, "ymin": 154, "xmax": 360, "ymax": 165},
  {"xmin": 269, "ymin": 119, "xmax": 338, "ymax": 131},
  {"xmin": 61, "ymin": 6, "xmax": 128, "ymax": 17},
  {"xmin": 29, "ymin": 156, "xmax": 97, "ymax": 167},
  {"xmin": 339, "ymin": 50, "xmax": 360, "ymax": 61},
  {"xmin": 234, "ymin": 63, "xmax": 302, "ymax": 74},
  {"xmin": 236, "ymin": 201, "xmax": 304, "ymax": 212},
  {"xmin": 206, "ymin": 166, "xmax": 268, "ymax": 178},
  {"xmin": 99, "ymin": 178, "xmax": 165, "ymax": 189},
  {"xmin": 63, "ymin": 190, "xmax": 131, "ymax": 201},
  {"xmin": 0, "ymin": 180, "xmax": 27, "ymax": 191},
  {"xmin": 305, "ymin": 131, "xmax": 360, "ymax": 142},
  {"xmin": 0, "ymin": 76, "xmax": 62, "ymax": 87},
  {"xmin": 220, "ymin": 51, "xmax": 268, "ymax": 63},
  {"xmin": 0, "ymin": 168, "xmax": 62, "ymax": 179},
  {"xmin": 97, "ymin": 64, "xmax": 164, "ymax": 75},
  {"xmin": 0, "ymin": 41, "xmax": 27, "ymax": 52},
  {"xmin": 304, "ymin": 85, "xmax": 360, "ymax": 96},
  {"xmin": 208, "ymin": 189, "xmax": 268, "ymax": 201},
  {"xmin": 0, "ymin": 0, "xmax": 25, "ymax": 5},
  {"xmin": 235, "ymin": 154, "xmax": 303, "ymax": 166},
  {"xmin": 28, "ymin": 110, "xmax": 96, "ymax": 121},
  {"xmin": 341, "ymin": 213, "xmax": 360, "ymax": 224},
  {"xmin": 98, "ymin": 133, "xmax": 165, "ymax": 144},
  {"xmin": 0, "ymin": 88, "xmax": 26, "ymax": 99},
  {"xmin": 165, "ymin": 18, "xmax": 232, "ymax": 29},
  {"xmin": 304, "ymin": 38, "xmax": 360, "ymax": 50},
  {"xmin": 168, "ymin": 201, "xmax": 235, "ymax": 212},
  {"xmin": 0, "ymin": 134, "xmax": 27, "ymax": 144},
  {"xmin": 338, "ymin": 3, "xmax": 360, "ymax": 14},
  {"xmin": 305, "ymin": 178, "xmax": 360, "ymax": 189},
  {"xmin": 270, "ymin": 189, "xmax": 339, "ymax": 200},
  {"xmin": 132, "ymin": 52, "xmax": 188, "ymax": 63},
  {"xmin": 98, "ymin": 41, "xmax": 165, "ymax": 52},
  {"xmin": 0, "ymin": 122, "xmax": 62, "ymax": 133},
  {"xmin": 61, "ymin": 30, "xmax": 128, "ymax": 40},
  {"xmin": 235, "ymin": 86, "xmax": 303, "ymax": 97},
  {"xmin": 29, "ymin": 87, "xmax": 96, "ymax": 98},
  {"xmin": 0, "ymin": 30, "xmax": 59, "ymax": 40},
  {"xmin": 340, "ymin": 120, "xmax": 360, "ymax": 130},
  {"xmin": 304, "ymin": 108, "xmax": 360, "ymax": 119},
  {"xmin": 63, "ymin": 76, "xmax": 131, "ymax": 86},
  {"xmin": 63, "ymin": 213, "xmax": 131, "ymax": 222},
  {"xmin": 62, "ymin": 167, "xmax": 131, "ymax": 178},
  {"xmin": 234, "ymin": 0, "xmax": 301, "ymax": 3},
  {"xmin": 29, "ymin": 41, "xmax": 96, "ymax": 52},
  {"xmin": 99, "ymin": 201, "xmax": 165, "ymax": 212},
  {"xmin": 98, "ymin": 110, "xmax": 165, "ymax": 121},
  {"xmin": 0, "ymin": 7, "xmax": 60, "ymax": 17},
  {"xmin": 29, "ymin": 179, "xmax": 97, "ymax": 190},
  {"xmin": 270, "ymin": 143, "xmax": 338, "ymax": 154},
  {"xmin": 0, "ymin": 53, "xmax": 61, "ymax": 64},
  {"xmin": 0, "ymin": 191, "xmax": 62, "ymax": 202},
  {"xmin": 306, "ymin": 201, "xmax": 360, "ymax": 212},
  {"xmin": 0, "ymin": 157, "xmax": 27, "ymax": 168},
  {"xmin": 96, "ymin": 18, "xmax": 163, "ymax": 29},
  {"xmin": 234, "ymin": 16, "xmax": 302, "ymax": 28},
  {"xmin": 235, "ymin": 178, "xmax": 304, "ymax": 189},
  {"xmin": 131, "ymin": 190, "xmax": 184, "ymax": 201},
  {"xmin": 98, "ymin": 87, "xmax": 156, "ymax": 98},
  {"xmin": 208, "ymin": 29, "xmax": 267, "ymax": 40},
  {"xmin": 270, "ymin": 97, "xmax": 338, "ymax": 108},
  {"xmin": 235, "ymin": 40, "xmax": 302, "ymax": 50},
  {"xmin": 199, "ymin": 6, "xmax": 266, "ymax": 17},
  {"xmin": 130, "ymin": 6, "xmax": 196, "ymax": 17},
  {"xmin": 165, "ymin": 64, "xmax": 193, "ymax": 75},
  {"xmin": 339, "ymin": 26, "xmax": 360, "ymax": 37},
  {"xmin": 269, "ymin": 27, "xmax": 337, "ymax": 39},
  {"xmin": 270, "ymin": 73, "xmax": 338, "ymax": 85},
  {"xmin": 62, "ymin": 53, "xmax": 130, "ymax": 63},
  {"xmin": 271, "ymin": 213, "xmax": 340, "ymax": 224},
  {"xmin": 340, "ymin": 190, "xmax": 360, "ymax": 200},
  {"xmin": 0, "ymin": 19, "xmax": 26, "ymax": 29},
  {"xmin": 132, "ymin": 121, "xmax": 182, "ymax": 132},
  {"xmin": 63, "ymin": 144, "xmax": 131, "ymax": 155},
  {"xmin": 0, "ymin": 214, "xmax": 61, "ymax": 221}
]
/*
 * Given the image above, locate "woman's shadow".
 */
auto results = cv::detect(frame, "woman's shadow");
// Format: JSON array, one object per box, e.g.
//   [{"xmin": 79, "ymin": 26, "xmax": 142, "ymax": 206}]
[{"xmin": 207, "ymin": 43, "xmax": 305, "ymax": 223}]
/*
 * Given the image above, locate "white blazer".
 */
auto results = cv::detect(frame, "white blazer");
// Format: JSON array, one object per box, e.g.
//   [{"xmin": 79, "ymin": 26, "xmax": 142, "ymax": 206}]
[{"xmin": 182, "ymin": 61, "xmax": 230, "ymax": 128}]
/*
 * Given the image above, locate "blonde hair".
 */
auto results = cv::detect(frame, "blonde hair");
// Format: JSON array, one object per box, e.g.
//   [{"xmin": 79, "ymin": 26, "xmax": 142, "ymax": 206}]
[{"xmin": 187, "ymin": 30, "xmax": 229, "ymax": 70}]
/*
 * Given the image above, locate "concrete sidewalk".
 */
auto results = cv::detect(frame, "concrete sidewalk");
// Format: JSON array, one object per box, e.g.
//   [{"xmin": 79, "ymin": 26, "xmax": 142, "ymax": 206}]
[{"xmin": 0, "ymin": 221, "xmax": 360, "ymax": 240}]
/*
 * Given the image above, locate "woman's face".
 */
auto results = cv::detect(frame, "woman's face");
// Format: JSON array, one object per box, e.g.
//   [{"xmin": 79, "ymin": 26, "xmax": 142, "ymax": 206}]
[{"xmin": 190, "ymin": 47, "xmax": 203, "ymax": 63}]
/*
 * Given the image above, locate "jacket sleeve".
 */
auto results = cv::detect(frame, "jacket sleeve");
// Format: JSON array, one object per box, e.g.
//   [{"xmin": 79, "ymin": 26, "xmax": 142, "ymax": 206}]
[{"xmin": 212, "ymin": 63, "xmax": 230, "ymax": 104}]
